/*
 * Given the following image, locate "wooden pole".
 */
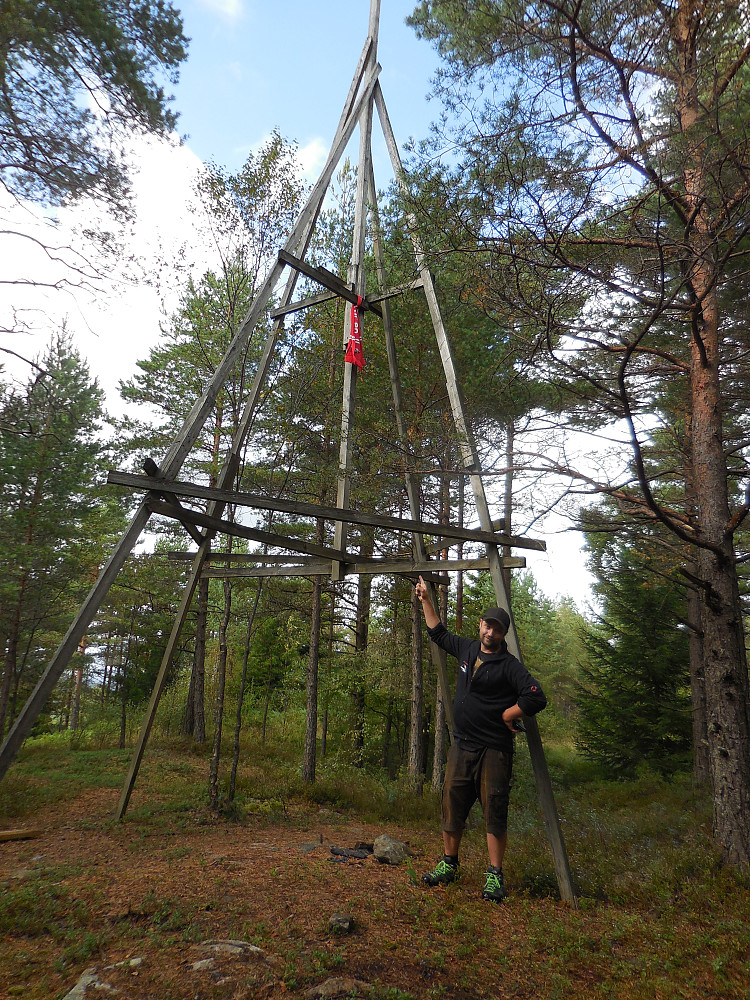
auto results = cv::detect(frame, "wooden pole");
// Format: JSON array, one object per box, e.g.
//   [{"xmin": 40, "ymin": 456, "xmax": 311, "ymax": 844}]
[
  {"xmin": 113, "ymin": 43, "xmax": 383, "ymax": 817},
  {"xmin": 374, "ymin": 82, "xmax": 577, "ymax": 907},
  {"xmin": 365, "ymin": 161, "xmax": 454, "ymax": 734},
  {"xmin": 331, "ymin": 4, "xmax": 379, "ymax": 572},
  {"xmin": 108, "ymin": 471, "xmax": 545, "ymax": 551}
]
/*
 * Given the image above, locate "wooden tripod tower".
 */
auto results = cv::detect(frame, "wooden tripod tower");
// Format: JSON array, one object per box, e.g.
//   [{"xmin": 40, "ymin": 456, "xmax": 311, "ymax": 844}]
[{"xmin": 0, "ymin": 1, "xmax": 576, "ymax": 905}]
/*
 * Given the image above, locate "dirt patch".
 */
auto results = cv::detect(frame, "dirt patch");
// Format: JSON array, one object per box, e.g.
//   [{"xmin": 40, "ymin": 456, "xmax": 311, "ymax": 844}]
[{"xmin": 1, "ymin": 783, "xmax": 534, "ymax": 999}]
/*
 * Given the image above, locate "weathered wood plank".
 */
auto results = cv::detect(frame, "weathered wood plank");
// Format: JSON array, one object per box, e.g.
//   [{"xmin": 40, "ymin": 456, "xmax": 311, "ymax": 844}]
[
  {"xmin": 278, "ymin": 250, "xmax": 383, "ymax": 317},
  {"xmin": 108, "ymin": 471, "xmax": 547, "ymax": 552},
  {"xmin": 269, "ymin": 289, "xmax": 339, "ymax": 319},
  {"xmin": 376, "ymin": 79, "xmax": 577, "ymax": 907},
  {"xmin": 147, "ymin": 499, "xmax": 349, "ymax": 563},
  {"xmin": 0, "ymin": 828, "xmax": 42, "ymax": 842}
]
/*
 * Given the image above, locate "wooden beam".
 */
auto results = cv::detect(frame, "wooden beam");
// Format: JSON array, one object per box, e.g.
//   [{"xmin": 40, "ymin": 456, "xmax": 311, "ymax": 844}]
[
  {"xmin": 204, "ymin": 563, "xmax": 333, "ymax": 578},
  {"xmin": 183, "ymin": 554, "xmax": 524, "ymax": 577},
  {"xmin": 142, "ymin": 457, "xmax": 205, "ymax": 546},
  {"xmin": 167, "ymin": 552, "xmax": 322, "ymax": 563},
  {"xmin": 376, "ymin": 80, "xmax": 577, "ymax": 908},
  {"xmin": 146, "ymin": 499, "xmax": 349, "ymax": 563},
  {"xmin": 0, "ymin": 827, "xmax": 42, "ymax": 842},
  {"xmin": 269, "ymin": 289, "xmax": 339, "ymax": 319},
  {"xmin": 268, "ymin": 276, "xmax": 425, "ymax": 320},
  {"xmin": 368, "ymin": 276, "xmax": 425, "ymax": 303},
  {"xmin": 108, "ymin": 471, "xmax": 546, "ymax": 552},
  {"xmin": 203, "ymin": 564, "xmax": 449, "ymax": 584},
  {"xmin": 168, "ymin": 551, "xmax": 527, "ymax": 573},
  {"xmin": 278, "ymin": 250, "xmax": 383, "ymax": 317}
]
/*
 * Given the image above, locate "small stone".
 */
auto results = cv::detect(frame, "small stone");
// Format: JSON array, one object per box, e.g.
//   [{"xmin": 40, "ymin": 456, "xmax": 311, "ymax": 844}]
[
  {"xmin": 305, "ymin": 976, "xmax": 372, "ymax": 998},
  {"xmin": 328, "ymin": 913, "xmax": 356, "ymax": 934},
  {"xmin": 300, "ymin": 842, "xmax": 322, "ymax": 854},
  {"xmin": 373, "ymin": 834, "xmax": 409, "ymax": 865},
  {"xmin": 62, "ymin": 969, "xmax": 117, "ymax": 999},
  {"xmin": 197, "ymin": 939, "xmax": 265, "ymax": 956}
]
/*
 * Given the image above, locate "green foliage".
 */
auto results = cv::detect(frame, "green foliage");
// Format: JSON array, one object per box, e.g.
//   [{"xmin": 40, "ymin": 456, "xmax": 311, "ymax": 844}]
[
  {"xmin": 0, "ymin": 333, "xmax": 125, "ymax": 735},
  {"xmin": 576, "ymin": 527, "xmax": 692, "ymax": 778},
  {"xmin": 0, "ymin": 0, "xmax": 188, "ymax": 210},
  {"xmin": 461, "ymin": 570, "xmax": 586, "ymax": 729}
]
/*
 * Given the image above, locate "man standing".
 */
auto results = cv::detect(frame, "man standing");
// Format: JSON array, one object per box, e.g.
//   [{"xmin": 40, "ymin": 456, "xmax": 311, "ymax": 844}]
[{"xmin": 414, "ymin": 575, "xmax": 547, "ymax": 902}]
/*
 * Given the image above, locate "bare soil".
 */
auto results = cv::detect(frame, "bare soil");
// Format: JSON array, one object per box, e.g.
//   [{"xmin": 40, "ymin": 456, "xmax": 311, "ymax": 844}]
[{"xmin": 0, "ymin": 782, "xmax": 576, "ymax": 1000}]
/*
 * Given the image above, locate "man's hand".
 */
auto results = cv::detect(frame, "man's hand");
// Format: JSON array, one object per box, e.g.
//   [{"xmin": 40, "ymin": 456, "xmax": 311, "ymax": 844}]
[
  {"xmin": 414, "ymin": 575, "xmax": 440, "ymax": 629},
  {"xmin": 502, "ymin": 705, "xmax": 524, "ymax": 734}
]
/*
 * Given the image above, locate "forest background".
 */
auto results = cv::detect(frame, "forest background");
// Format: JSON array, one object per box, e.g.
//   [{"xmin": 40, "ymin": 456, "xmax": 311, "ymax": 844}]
[{"xmin": 1, "ymin": 3, "xmax": 750, "ymax": 995}]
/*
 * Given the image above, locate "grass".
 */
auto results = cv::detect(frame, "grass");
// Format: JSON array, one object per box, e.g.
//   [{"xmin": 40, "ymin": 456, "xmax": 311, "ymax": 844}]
[{"xmin": 1, "ymin": 719, "xmax": 750, "ymax": 999}]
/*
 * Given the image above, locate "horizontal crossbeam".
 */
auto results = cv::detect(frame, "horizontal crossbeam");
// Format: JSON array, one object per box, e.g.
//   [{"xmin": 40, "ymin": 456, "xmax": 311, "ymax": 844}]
[
  {"xmin": 268, "ymin": 276, "xmax": 424, "ymax": 320},
  {"xmin": 167, "ymin": 551, "xmax": 525, "ymax": 572},
  {"xmin": 145, "ymin": 500, "xmax": 349, "ymax": 562},
  {"xmin": 278, "ymin": 249, "xmax": 383, "ymax": 316},
  {"xmin": 109, "ymin": 471, "xmax": 546, "ymax": 552}
]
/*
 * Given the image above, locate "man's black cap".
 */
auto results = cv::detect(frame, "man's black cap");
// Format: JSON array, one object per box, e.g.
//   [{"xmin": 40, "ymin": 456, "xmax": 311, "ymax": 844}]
[{"xmin": 481, "ymin": 607, "xmax": 510, "ymax": 631}]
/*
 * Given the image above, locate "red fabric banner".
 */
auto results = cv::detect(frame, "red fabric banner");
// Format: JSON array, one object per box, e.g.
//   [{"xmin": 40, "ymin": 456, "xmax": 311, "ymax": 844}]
[{"xmin": 345, "ymin": 295, "xmax": 365, "ymax": 370}]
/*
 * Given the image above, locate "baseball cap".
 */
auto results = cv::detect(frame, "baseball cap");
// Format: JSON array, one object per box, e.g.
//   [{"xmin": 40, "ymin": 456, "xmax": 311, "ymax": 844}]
[{"xmin": 481, "ymin": 607, "xmax": 510, "ymax": 630}]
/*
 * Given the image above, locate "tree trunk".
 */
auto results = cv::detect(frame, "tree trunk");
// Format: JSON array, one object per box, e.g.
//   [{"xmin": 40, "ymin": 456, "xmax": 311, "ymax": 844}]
[
  {"xmin": 192, "ymin": 575, "xmax": 208, "ymax": 744},
  {"xmin": 118, "ymin": 655, "xmax": 126, "ymax": 749},
  {"xmin": 262, "ymin": 672, "xmax": 272, "ymax": 744},
  {"xmin": 181, "ymin": 663, "xmax": 196, "ymax": 737},
  {"xmin": 407, "ymin": 589, "xmax": 424, "ymax": 792},
  {"xmin": 686, "ymin": 576, "xmax": 709, "ymax": 786},
  {"xmin": 303, "ymin": 524, "xmax": 324, "ymax": 784},
  {"xmin": 676, "ymin": 0, "xmax": 750, "ymax": 865},
  {"xmin": 351, "ymin": 531, "xmax": 374, "ymax": 764},
  {"xmin": 230, "ymin": 582, "xmax": 263, "ymax": 801},
  {"xmin": 209, "ymin": 578, "xmax": 232, "ymax": 810}
]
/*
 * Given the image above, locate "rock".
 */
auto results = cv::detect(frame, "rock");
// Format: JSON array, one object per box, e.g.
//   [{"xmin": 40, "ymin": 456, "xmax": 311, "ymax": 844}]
[
  {"xmin": 63, "ymin": 957, "xmax": 144, "ymax": 997},
  {"xmin": 190, "ymin": 958, "xmax": 215, "ymax": 971},
  {"xmin": 196, "ymin": 939, "xmax": 265, "ymax": 956},
  {"xmin": 373, "ymin": 834, "xmax": 408, "ymax": 865},
  {"xmin": 104, "ymin": 958, "xmax": 142, "ymax": 971},
  {"xmin": 330, "ymin": 846, "xmax": 370, "ymax": 859},
  {"xmin": 305, "ymin": 976, "xmax": 372, "ymax": 998},
  {"xmin": 300, "ymin": 842, "xmax": 319, "ymax": 854},
  {"xmin": 328, "ymin": 913, "xmax": 356, "ymax": 934},
  {"xmin": 62, "ymin": 968, "xmax": 116, "ymax": 998}
]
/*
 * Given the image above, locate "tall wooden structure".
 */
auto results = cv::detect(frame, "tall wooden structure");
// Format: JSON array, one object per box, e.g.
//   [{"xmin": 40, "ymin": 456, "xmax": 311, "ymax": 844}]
[{"xmin": 0, "ymin": 1, "xmax": 576, "ymax": 905}]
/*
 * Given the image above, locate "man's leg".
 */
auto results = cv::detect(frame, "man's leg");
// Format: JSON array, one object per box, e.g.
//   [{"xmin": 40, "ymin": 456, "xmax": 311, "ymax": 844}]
[
  {"xmin": 442, "ymin": 830, "xmax": 462, "ymax": 857},
  {"xmin": 422, "ymin": 745, "xmax": 476, "ymax": 886},
  {"xmin": 480, "ymin": 750, "xmax": 513, "ymax": 902},
  {"xmin": 486, "ymin": 831, "xmax": 507, "ymax": 868}
]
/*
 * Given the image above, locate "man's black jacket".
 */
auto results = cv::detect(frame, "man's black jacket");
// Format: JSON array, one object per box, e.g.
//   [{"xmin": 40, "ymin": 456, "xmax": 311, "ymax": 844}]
[{"xmin": 427, "ymin": 620, "xmax": 547, "ymax": 753}]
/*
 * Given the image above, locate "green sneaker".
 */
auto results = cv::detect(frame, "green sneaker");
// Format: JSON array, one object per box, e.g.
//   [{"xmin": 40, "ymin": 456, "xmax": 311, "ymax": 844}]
[
  {"xmin": 421, "ymin": 858, "xmax": 460, "ymax": 886},
  {"xmin": 482, "ymin": 865, "xmax": 506, "ymax": 903}
]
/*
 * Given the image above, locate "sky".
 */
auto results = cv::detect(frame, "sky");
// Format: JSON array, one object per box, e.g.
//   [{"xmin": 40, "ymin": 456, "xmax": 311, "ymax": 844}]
[{"xmin": 0, "ymin": 0, "xmax": 597, "ymax": 610}]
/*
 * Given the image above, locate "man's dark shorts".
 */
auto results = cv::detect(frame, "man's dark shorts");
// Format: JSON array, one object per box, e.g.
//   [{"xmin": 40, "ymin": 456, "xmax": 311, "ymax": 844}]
[{"xmin": 442, "ymin": 743, "xmax": 513, "ymax": 837}]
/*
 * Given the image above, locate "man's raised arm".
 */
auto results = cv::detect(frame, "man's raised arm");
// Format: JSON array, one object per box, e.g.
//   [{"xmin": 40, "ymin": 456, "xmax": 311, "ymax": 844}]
[{"xmin": 414, "ymin": 575, "xmax": 441, "ymax": 630}]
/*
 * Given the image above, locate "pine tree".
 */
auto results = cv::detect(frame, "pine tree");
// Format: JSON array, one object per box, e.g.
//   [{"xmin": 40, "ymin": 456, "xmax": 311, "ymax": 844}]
[
  {"xmin": 0, "ymin": 333, "xmax": 119, "ymax": 735},
  {"xmin": 577, "ymin": 530, "xmax": 692, "ymax": 777}
]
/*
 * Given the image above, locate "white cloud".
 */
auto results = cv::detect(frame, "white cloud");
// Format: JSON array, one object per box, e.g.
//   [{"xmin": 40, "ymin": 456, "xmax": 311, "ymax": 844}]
[
  {"xmin": 298, "ymin": 137, "xmax": 329, "ymax": 181},
  {"xmin": 196, "ymin": 0, "xmax": 245, "ymax": 21},
  {"xmin": 0, "ymin": 133, "xmax": 213, "ymax": 414}
]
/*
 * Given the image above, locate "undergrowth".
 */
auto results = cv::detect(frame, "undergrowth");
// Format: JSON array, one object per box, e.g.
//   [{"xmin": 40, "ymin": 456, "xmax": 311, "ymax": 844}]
[{"xmin": 2, "ymin": 717, "xmax": 750, "ymax": 999}]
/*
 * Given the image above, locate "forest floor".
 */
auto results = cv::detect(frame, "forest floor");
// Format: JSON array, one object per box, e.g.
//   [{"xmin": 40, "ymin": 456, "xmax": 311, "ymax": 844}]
[{"xmin": 1, "ymin": 740, "xmax": 749, "ymax": 1000}]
